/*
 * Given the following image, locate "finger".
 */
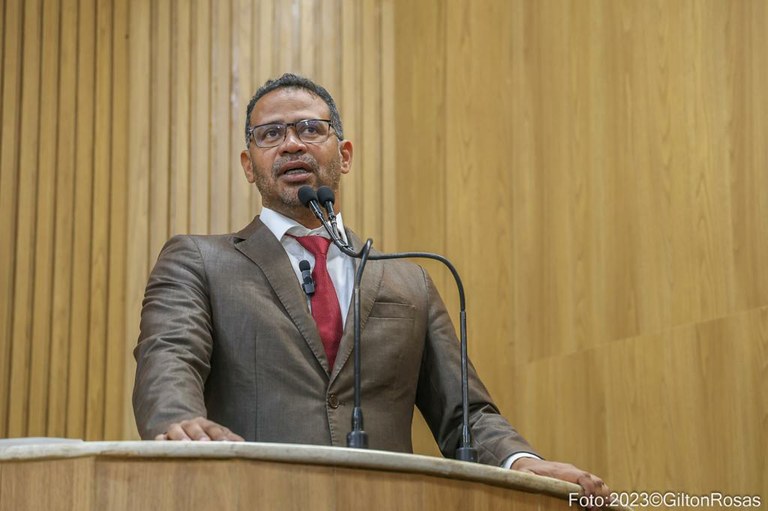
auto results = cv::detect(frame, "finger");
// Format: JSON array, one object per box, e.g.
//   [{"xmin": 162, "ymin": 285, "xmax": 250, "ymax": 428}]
[
  {"xmin": 154, "ymin": 433, "xmax": 168, "ymax": 441},
  {"xmin": 577, "ymin": 472, "xmax": 599, "ymax": 497},
  {"xmin": 181, "ymin": 420, "xmax": 212, "ymax": 441},
  {"xmin": 164, "ymin": 423, "xmax": 193, "ymax": 441},
  {"xmin": 203, "ymin": 423, "xmax": 242, "ymax": 441},
  {"xmin": 594, "ymin": 480, "xmax": 611, "ymax": 498}
]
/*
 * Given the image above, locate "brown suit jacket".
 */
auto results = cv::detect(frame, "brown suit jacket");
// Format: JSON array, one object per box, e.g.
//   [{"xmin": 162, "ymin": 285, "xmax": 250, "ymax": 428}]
[{"xmin": 133, "ymin": 217, "xmax": 536, "ymax": 465}]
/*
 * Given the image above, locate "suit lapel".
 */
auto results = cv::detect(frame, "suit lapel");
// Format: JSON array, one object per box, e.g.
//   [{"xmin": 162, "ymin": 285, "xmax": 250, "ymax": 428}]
[
  {"xmin": 330, "ymin": 230, "xmax": 384, "ymax": 383},
  {"xmin": 233, "ymin": 217, "xmax": 331, "ymax": 374}
]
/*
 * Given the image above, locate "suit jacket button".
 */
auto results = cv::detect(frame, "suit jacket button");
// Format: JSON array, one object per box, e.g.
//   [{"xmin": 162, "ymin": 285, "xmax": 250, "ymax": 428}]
[{"xmin": 328, "ymin": 393, "xmax": 340, "ymax": 409}]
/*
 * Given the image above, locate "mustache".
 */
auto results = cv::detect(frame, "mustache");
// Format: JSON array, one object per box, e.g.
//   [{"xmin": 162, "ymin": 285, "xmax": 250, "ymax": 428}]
[{"xmin": 272, "ymin": 155, "xmax": 319, "ymax": 175}]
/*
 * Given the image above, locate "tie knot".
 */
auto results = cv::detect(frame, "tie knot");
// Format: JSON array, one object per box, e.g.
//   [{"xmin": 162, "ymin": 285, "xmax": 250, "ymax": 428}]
[{"xmin": 293, "ymin": 235, "xmax": 333, "ymax": 258}]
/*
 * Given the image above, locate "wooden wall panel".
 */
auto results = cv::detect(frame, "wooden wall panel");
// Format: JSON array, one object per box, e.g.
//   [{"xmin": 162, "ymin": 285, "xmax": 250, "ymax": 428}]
[
  {"xmin": 104, "ymin": 0, "xmax": 129, "ymax": 441},
  {"xmin": 86, "ymin": 0, "xmax": 113, "ymax": 440},
  {"xmin": 28, "ymin": 0, "xmax": 63, "ymax": 438},
  {"xmin": 0, "ymin": 0, "xmax": 23, "ymax": 439},
  {"xmin": 48, "ymin": 0, "xmax": 78, "ymax": 437},
  {"xmin": 395, "ymin": 0, "xmax": 767, "ymax": 498},
  {"xmin": 7, "ymin": 0, "xmax": 42, "ymax": 438},
  {"xmin": 1, "ymin": 0, "xmax": 395, "ymax": 441}
]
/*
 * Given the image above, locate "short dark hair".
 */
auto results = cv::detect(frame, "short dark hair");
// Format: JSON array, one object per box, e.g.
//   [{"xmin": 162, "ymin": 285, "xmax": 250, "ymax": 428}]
[{"xmin": 244, "ymin": 73, "xmax": 344, "ymax": 145}]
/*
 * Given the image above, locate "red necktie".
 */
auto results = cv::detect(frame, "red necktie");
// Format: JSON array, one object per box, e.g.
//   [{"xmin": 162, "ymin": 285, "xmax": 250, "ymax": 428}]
[{"xmin": 294, "ymin": 235, "xmax": 343, "ymax": 370}]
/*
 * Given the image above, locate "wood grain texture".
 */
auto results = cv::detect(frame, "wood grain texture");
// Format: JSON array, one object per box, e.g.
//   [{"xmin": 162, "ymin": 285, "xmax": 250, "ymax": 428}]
[
  {"xmin": 28, "ymin": 0, "xmax": 62, "ymax": 437},
  {"xmin": 0, "ymin": 0, "xmax": 398, "ymax": 442},
  {"xmin": 0, "ymin": 0, "xmax": 23, "ymax": 439},
  {"xmin": 395, "ymin": 0, "xmax": 767, "ymax": 497},
  {"xmin": 86, "ymin": 0, "xmax": 114, "ymax": 440},
  {"xmin": 47, "ymin": 0, "xmax": 78, "ymax": 437},
  {"xmin": 0, "ymin": 457, "xmax": 94, "ymax": 511},
  {"xmin": 104, "ymin": 0, "xmax": 129, "ymax": 441},
  {"xmin": 7, "ymin": 0, "xmax": 43, "ymax": 439},
  {"xmin": 0, "ymin": 445, "xmax": 583, "ymax": 511},
  {"xmin": 392, "ymin": 0, "xmax": 448, "ymax": 457},
  {"xmin": 68, "ymin": 0, "xmax": 96, "ymax": 439}
]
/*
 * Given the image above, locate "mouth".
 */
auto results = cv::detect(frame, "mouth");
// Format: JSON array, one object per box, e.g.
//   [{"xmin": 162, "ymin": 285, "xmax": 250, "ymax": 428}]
[{"xmin": 277, "ymin": 160, "xmax": 315, "ymax": 180}]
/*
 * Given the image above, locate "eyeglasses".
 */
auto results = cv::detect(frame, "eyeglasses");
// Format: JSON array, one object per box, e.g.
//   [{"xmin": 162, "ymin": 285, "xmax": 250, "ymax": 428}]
[{"xmin": 247, "ymin": 119, "xmax": 336, "ymax": 148}]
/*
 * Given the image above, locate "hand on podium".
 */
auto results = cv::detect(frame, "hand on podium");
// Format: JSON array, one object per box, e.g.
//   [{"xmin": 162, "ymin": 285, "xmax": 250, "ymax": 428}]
[
  {"xmin": 154, "ymin": 417, "xmax": 245, "ymax": 442},
  {"xmin": 511, "ymin": 457, "xmax": 610, "ymax": 504}
]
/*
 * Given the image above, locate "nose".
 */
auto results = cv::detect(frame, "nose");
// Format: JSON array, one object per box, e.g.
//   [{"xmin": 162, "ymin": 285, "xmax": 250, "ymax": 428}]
[{"xmin": 279, "ymin": 125, "xmax": 307, "ymax": 154}]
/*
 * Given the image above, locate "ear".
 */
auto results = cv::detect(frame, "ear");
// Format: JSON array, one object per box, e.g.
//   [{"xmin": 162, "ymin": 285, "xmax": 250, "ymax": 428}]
[
  {"xmin": 339, "ymin": 139, "xmax": 353, "ymax": 175},
  {"xmin": 241, "ymin": 149, "xmax": 256, "ymax": 183}
]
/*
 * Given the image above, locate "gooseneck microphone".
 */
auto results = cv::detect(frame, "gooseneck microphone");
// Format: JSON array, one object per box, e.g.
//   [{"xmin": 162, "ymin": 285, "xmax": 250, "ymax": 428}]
[
  {"xmin": 316, "ymin": 186, "xmax": 345, "ymax": 244},
  {"xmin": 297, "ymin": 185, "xmax": 478, "ymax": 462},
  {"xmin": 298, "ymin": 186, "xmax": 326, "ymax": 222}
]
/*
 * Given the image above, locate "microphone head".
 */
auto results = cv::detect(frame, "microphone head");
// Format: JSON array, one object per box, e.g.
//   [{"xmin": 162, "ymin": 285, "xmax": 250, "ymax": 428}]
[
  {"xmin": 316, "ymin": 186, "xmax": 335, "ymax": 205},
  {"xmin": 297, "ymin": 186, "xmax": 318, "ymax": 207},
  {"xmin": 299, "ymin": 260, "xmax": 311, "ymax": 272}
]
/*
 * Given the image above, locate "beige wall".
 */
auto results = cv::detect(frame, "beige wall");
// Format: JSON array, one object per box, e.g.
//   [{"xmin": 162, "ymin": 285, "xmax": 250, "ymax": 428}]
[
  {"xmin": 1, "ymin": 0, "xmax": 765, "ymax": 498},
  {"xmin": 396, "ymin": 0, "xmax": 767, "ymax": 497}
]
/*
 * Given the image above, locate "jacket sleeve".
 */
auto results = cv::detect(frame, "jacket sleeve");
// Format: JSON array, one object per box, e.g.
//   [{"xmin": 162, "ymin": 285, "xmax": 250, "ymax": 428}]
[
  {"xmin": 414, "ymin": 267, "xmax": 540, "ymax": 466},
  {"xmin": 132, "ymin": 235, "xmax": 213, "ymax": 439}
]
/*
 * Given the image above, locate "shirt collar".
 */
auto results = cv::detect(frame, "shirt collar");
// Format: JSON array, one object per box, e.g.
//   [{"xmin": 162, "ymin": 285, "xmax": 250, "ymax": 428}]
[{"xmin": 260, "ymin": 206, "xmax": 348, "ymax": 243}]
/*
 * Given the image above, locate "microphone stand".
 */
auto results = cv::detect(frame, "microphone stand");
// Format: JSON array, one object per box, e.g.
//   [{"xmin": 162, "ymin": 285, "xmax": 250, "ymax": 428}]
[
  {"xmin": 347, "ymin": 239, "xmax": 372, "ymax": 449},
  {"xmin": 299, "ymin": 186, "xmax": 478, "ymax": 462}
]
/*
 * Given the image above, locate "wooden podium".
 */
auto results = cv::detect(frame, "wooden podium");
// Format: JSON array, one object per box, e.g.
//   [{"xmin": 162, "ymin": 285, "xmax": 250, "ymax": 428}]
[{"xmin": 0, "ymin": 441, "xmax": 596, "ymax": 510}]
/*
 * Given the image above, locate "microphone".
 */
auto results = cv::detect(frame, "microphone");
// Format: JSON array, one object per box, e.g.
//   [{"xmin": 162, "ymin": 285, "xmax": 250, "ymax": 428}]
[
  {"xmin": 316, "ymin": 186, "xmax": 344, "ymax": 243},
  {"xmin": 299, "ymin": 260, "xmax": 315, "ymax": 296},
  {"xmin": 297, "ymin": 185, "xmax": 478, "ymax": 462},
  {"xmin": 297, "ymin": 186, "xmax": 326, "ymax": 222}
]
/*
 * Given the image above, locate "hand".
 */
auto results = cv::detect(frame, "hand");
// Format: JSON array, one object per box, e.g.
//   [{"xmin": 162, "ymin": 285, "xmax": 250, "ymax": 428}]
[
  {"xmin": 154, "ymin": 417, "xmax": 245, "ymax": 442},
  {"xmin": 511, "ymin": 458, "xmax": 610, "ymax": 504}
]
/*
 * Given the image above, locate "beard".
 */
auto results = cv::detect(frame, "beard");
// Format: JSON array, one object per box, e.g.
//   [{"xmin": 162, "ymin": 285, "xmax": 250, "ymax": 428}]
[{"xmin": 253, "ymin": 152, "xmax": 343, "ymax": 213}]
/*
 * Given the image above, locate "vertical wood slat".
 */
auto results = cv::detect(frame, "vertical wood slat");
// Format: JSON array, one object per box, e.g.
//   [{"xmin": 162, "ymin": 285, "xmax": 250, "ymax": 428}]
[
  {"xmin": 149, "ymin": 0, "xmax": 171, "ymax": 261},
  {"xmin": 47, "ymin": 0, "xmax": 79, "ymax": 436},
  {"xmin": 392, "ymin": 0, "xmax": 447, "ymax": 454},
  {"xmin": 28, "ymin": 0, "xmax": 63, "ymax": 437},
  {"xmin": 209, "ymin": 0, "xmax": 230, "ymax": 234},
  {"xmin": 170, "ymin": 0, "xmax": 191, "ymax": 234},
  {"xmin": 317, "ymin": 0, "xmax": 341, "ymax": 100},
  {"xmin": 67, "ymin": 0, "xmax": 97, "ymax": 439},
  {"xmin": 380, "ymin": 0, "xmax": 395, "ymax": 252},
  {"xmin": 189, "ymin": 0, "xmax": 211, "ymax": 233},
  {"xmin": 0, "ymin": 0, "xmax": 24, "ymax": 439},
  {"xmin": 104, "ymin": 0, "xmax": 129, "ymax": 440},
  {"xmin": 392, "ymin": 0, "xmax": 448, "ymax": 290},
  {"xmin": 7, "ymin": 0, "xmax": 42, "ymax": 438},
  {"xmin": 230, "ymin": 0, "xmax": 253, "ymax": 231},
  {"xmin": 360, "ymin": 0, "xmax": 381, "ymax": 244},
  {"xmin": 339, "ymin": 0, "xmax": 359, "ymax": 222},
  {"xmin": 255, "ymin": 0, "xmax": 274, "ymax": 106},
  {"xmin": 249, "ymin": 0, "xmax": 272, "ymax": 213},
  {"xmin": 86, "ymin": 0, "xmax": 112, "ymax": 440},
  {"xmin": 252, "ymin": 0, "xmax": 272, "ymax": 217},
  {"xmin": 123, "ymin": 0, "xmax": 151, "ymax": 441},
  {"xmin": 274, "ymin": 0, "xmax": 293, "ymax": 74},
  {"xmin": 299, "ymin": 0, "xmax": 316, "ymax": 75}
]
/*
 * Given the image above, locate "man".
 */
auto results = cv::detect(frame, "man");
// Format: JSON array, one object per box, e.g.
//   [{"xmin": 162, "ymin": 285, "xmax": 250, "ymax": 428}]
[{"xmin": 133, "ymin": 73, "xmax": 609, "ymax": 497}]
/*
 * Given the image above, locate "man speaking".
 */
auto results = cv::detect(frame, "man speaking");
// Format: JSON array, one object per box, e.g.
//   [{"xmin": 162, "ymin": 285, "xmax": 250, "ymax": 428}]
[{"xmin": 133, "ymin": 73, "xmax": 608, "ymax": 498}]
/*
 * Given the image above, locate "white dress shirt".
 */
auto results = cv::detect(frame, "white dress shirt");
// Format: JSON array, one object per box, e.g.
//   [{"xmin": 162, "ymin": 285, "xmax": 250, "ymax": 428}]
[{"xmin": 259, "ymin": 207, "xmax": 354, "ymax": 324}]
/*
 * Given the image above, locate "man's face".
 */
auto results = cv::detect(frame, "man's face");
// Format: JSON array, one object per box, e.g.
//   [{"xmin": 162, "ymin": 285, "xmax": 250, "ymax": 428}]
[{"xmin": 240, "ymin": 88, "xmax": 352, "ymax": 223}]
